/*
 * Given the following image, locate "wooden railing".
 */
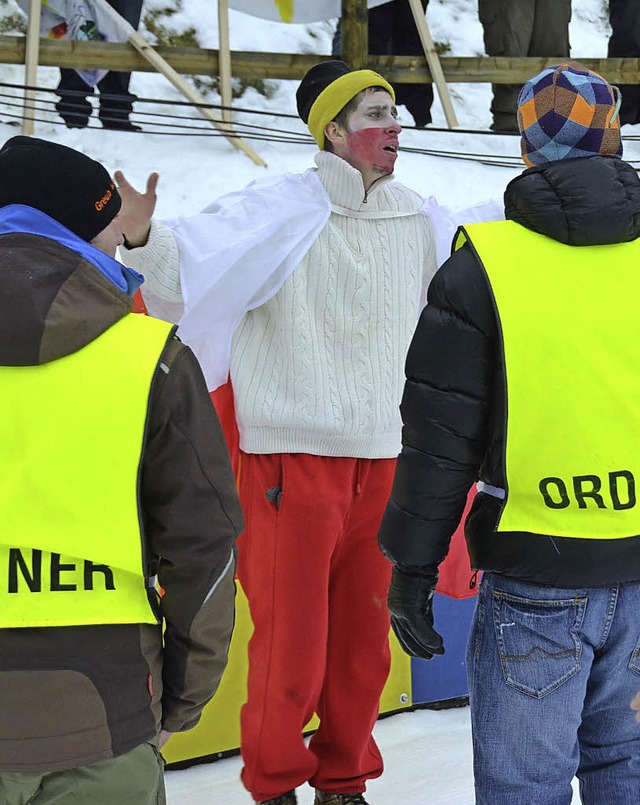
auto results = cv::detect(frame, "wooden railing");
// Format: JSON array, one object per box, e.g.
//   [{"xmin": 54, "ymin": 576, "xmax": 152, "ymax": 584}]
[{"xmin": 1, "ymin": 36, "xmax": 639, "ymax": 85}]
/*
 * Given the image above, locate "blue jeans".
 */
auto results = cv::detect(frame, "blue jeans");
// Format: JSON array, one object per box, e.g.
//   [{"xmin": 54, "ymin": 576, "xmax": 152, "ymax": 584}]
[{"xmin": 467, "ymin": 572, "xmax": 640, "ymax": 804}]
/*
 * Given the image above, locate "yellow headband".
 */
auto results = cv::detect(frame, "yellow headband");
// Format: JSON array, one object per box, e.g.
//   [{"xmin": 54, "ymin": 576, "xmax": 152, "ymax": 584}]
[{"xmin": 307, "ymin": 69, "xmax": 396, "ymax": 148}]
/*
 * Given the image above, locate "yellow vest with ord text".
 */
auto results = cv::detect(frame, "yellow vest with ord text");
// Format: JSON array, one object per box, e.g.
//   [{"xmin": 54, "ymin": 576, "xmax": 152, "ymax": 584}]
[
  {"xmin": 0, "ymin": 313, "xmax": 174, "ymax": 627},
  {"xmin": 456, "ymin": 220, "xmax": 640, "ymax": 540}
]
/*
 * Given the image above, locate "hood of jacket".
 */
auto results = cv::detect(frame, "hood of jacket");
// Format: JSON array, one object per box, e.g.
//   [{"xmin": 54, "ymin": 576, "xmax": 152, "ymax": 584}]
[
  {"xmin": 0, "ymin": 205, "xmax": 144, "ymax": 367},
  {"xmin": 504, "ymin": 155, "xmax": 640, "ymax": 247}
]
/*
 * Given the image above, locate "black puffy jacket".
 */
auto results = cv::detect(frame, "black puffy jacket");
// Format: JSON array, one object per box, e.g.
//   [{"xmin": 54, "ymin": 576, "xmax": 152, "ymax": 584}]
[{"xmin": 378, "ymin": 155, "xmax": 640, "ymax": 588}]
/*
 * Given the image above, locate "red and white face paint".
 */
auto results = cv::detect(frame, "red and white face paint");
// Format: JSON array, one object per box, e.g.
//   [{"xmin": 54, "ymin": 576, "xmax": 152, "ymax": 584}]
[
  {"xmin": 345, "ymin": 127, "xmax": 399, "ymax": 174},
  {"xmin": 342, "ymin": 89, "xmax": 401, "ymax": 180}
]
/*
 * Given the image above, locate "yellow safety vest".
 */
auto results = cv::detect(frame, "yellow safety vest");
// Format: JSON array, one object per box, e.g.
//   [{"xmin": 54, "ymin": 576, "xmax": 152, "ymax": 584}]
[
  {"xmin": 456, "ymin": 220, "xmax": 640, "ymax": 540},
  {"xmin": 0, "ymin": 313, "xmax": 174, "ymax": 627}
]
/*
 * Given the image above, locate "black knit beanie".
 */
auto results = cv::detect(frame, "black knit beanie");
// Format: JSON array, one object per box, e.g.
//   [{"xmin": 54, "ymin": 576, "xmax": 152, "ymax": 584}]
[
  {"xmin": 296, "ymin": 60, "xmax": 353, "ymax": 124},
  {"xmin": 0, "ymin": 136, "xmax": 121, "ymax": 242}
]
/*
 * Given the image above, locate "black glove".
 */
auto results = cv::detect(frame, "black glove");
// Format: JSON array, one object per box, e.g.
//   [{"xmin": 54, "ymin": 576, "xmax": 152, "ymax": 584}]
[{"xmin": 388, "ymin": 566, "xmax": 445, "ymax": 661}]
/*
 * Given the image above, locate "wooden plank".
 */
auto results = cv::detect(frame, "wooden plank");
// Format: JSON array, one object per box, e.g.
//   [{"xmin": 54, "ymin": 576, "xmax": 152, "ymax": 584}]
[
  {"xmin": 406, "ymin": 0, "xmax": 457, "ymax": 128},
  {"xmin": 126, "ymin": 29, "xmax": 266, "ymax": 165},
  {"xmin": 90, "ymin": 0, "xmax": 266, "ymax": 166},
  {"xmin": 217, "ymin": 0, "xmax": 232, "ymax": 125},
  {"xmin": 341, "ymin": 0, "xmax": 368, "ymax": 70},
  {"xmin": 22, "ymin": 0, "xmax": 41, "ymax": 135},
  {"xmin": 1, "ymin": 38, "xmax": 640, "ymax": 85}
]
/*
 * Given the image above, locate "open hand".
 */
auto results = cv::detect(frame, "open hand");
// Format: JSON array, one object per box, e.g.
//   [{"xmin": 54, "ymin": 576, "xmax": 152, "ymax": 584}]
[{"xmin": 114, "ymin": 170, "xmax": 159, "ymax": 247}]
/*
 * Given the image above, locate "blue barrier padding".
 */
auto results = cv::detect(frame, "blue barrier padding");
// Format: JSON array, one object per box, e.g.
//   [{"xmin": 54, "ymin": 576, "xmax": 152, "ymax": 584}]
[{"xmin": 410, "ymin": 593, "xmax": 476, "ymax": 704}]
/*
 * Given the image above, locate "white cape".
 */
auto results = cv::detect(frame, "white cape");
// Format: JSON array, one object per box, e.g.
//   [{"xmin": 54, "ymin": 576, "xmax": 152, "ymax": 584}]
[{"xmin": 164, "ymin": 170, "xmax": 331, "ymax": 390}]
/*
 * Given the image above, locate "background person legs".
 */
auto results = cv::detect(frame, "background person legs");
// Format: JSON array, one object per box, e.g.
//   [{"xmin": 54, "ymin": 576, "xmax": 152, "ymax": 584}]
[
  {"xmin": 608, "ymin": 0, "xmax": 640, "ymax": 125},
  {"xmin": 333, "ymin": 0, "xmax": 433, "ymax": 127},
  {"xmin": 56, "ymin": 0, "xmax": 143, "ymax": 130},
  {"xmin": 478, "ymin": 0, "xmax": 570, "ymax": 132}
]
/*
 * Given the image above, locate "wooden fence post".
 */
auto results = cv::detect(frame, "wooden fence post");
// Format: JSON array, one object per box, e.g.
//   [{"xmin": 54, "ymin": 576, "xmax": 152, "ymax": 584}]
[
  {"xmin": 341, "ymin": 0, "xmax": 368, "ymax": 71},
  {"xmin": 217, "ymin": 0, "xmax": 233, "ymax": 126},
  {"xmin": 22, "ymin": 0, "xmax": 41, "ymax": 135}
]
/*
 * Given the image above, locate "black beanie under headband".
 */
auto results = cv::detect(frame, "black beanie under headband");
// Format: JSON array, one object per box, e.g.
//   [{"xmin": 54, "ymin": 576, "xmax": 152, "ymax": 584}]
[
  {"xmin": 296, "ymin": 60, "xmax": 353, "ymax": 124},
  {"xmin": 0, "ymin": 136, "xmax": 121, "ymax": 242}
]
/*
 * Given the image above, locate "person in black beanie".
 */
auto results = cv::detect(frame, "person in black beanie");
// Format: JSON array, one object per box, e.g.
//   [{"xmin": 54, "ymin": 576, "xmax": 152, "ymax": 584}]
[
  {"xmin": 115, "ymin": 59, "xmax": 439, "ymax": 805},
  {"xmin": 0, "ymin": 135, "xmax": 242, "ymax": 804},
  {"xmin": 0, "ymin": 136, "xmax": 122, "ymax": 245}
]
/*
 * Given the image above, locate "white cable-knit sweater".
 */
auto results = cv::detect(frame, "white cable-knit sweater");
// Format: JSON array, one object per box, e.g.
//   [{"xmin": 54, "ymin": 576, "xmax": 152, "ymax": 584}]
[{"xmin": 126, "ymin": 152, "xmax": 437, "ymax": 458}]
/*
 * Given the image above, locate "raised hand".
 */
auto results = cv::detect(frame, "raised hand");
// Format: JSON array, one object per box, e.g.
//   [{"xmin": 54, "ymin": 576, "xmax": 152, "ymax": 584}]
[{"xmin": 114, "ymin": 170, "xmax": 159, "ymax": 247}]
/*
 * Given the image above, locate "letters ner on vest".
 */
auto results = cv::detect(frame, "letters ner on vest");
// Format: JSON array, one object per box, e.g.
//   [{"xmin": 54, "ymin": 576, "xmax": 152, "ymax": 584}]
[
  {"xmin": 0, "ymin": 314, "xmax": 174, "ymax": 628},
  {"xmin": 456, "ymin": 221, "xmax": 640, "ymax": 541},
  {"xmin": 7, "ymin": 549, "xmax": 116, "ymax": 593}
]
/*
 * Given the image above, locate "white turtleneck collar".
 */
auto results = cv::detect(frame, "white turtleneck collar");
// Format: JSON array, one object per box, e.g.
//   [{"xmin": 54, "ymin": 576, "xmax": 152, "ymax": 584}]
[{"xmin": 314, "ymin": 150, "xmax": 396, "ymax": 212}]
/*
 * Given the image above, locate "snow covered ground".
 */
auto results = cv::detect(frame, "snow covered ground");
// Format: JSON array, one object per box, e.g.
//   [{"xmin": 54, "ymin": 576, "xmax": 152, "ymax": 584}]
[
  {"xmin": 164, "ymin": 704, "xmax": 581, "ymax": 804},
  {"xmin": 1, "ymin": 0, "xmax": 636, "ymax": 217},
  {"xmin": 0, "ymin": 0, "xmax": 631, "ymax": 801}
]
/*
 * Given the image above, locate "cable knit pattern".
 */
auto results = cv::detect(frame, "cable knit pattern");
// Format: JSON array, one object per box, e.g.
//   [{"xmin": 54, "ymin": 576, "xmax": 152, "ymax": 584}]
[
  {"xmin": 121, "ymin": 220, "xmax": 184, "ymax": 323},
  {"xmin": 323, "ymin": 225, "xmax": 344, "ymax": 428},
  {"xmin": 232, "ymin": 152, "xmax": 437, "ymax": 458},
  {"xmin": 377, "ymin": 214, "xmax": 394, "ymax": 430}
]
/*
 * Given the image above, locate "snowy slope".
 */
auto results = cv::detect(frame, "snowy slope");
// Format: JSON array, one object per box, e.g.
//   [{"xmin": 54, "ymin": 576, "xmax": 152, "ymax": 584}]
[
  {"xmin": 0, "ymin": 0, "xmax": 635, "ymax": 219},
  {"xmin": 0, "ymin": 2, "xmax": 627, "ymax": 802}
]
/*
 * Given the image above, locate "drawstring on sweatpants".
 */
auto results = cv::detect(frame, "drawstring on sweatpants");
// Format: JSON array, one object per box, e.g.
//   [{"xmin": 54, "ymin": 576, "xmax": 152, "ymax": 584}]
[{"xmin": 354, "ymin": 460, "xmax": 370, "ymax": 496}]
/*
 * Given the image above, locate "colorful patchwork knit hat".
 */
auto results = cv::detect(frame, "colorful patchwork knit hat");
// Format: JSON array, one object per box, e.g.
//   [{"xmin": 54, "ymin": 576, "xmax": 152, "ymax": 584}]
[{"xmin": 517, "ymin": 61, "xmax": 622, "ymax": 168}]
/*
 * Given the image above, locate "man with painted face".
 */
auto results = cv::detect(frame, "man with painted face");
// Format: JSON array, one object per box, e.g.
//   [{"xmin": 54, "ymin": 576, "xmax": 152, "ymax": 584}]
[{"xmin": 117, "ymin": 60, "xmax": 438, "ymax": 805}]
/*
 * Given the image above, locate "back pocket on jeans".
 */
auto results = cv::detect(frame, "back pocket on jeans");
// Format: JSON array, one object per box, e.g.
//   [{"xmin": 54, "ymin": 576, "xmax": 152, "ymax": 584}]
[
  {"xmin": 491, "ymin": 590, "xmax": 587, "ymax": 699},
  {"xmin": 629, "ymin": 632, "xmax": 640, "ymax": 675}
]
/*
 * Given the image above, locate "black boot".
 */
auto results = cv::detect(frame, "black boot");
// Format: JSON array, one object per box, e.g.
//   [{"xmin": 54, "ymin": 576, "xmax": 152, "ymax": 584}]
[{"xmin": 257, "ymin": 791, "xmax": 297, "ymax": 805}]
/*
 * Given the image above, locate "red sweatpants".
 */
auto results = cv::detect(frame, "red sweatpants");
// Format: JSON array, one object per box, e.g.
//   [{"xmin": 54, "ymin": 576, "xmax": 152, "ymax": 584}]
[{"xmin": 237, "ymin": 452, "xmax": 395, "ymax": 802}]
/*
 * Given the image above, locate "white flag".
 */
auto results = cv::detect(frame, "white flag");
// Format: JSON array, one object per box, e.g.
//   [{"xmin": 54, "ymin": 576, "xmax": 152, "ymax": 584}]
[{"xmin": 228, "ymin": 0, "xmax": 392, "ymax": 24}]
